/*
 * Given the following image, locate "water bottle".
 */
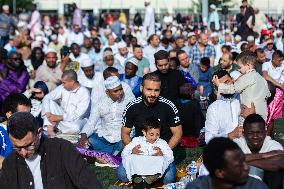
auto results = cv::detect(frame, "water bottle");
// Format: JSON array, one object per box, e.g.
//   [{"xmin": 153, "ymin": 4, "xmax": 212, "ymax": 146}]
[
  {"xmin": 164, "ymin": 183, "xmax": 177, "ymax": 189},
  {"xmin": 188, "ymin": 161, "xmax": 198, "ymax": 182}
]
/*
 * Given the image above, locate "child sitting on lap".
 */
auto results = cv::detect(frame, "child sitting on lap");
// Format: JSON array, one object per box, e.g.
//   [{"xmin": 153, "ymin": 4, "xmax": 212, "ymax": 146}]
[{"xmin": 121, "ymin": 117, "xmax": 174, "ymax": 186}]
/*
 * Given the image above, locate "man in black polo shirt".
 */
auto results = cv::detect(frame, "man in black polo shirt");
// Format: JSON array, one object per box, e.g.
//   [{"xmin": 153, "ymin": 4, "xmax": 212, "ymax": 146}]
[
  {"xmin": 153, "ymin": 50, "xmax": 185, "ymax": 103},
  {"xmin": 117, "ymin": 73, "xmax": 182, "ymax": 184}
]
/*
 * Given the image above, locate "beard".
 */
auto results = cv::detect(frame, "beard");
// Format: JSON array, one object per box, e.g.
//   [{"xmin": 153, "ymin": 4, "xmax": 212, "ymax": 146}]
[{"xmin": 142, "ymin": 93, "xmax": 158, "ymax": 106}]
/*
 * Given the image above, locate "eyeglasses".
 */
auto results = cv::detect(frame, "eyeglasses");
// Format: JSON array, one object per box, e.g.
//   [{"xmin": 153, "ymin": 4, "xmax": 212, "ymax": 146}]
[
  {"xmin": 10, "ymin": 57, "xmax": 21, "ymax": 61},
  {"xmin": 13, "ymin": 135, "xmax": 39, "ymax": 152},
  {"xmin": 267, "ymin": 43, "xmax": 273, "ymax": 46}
]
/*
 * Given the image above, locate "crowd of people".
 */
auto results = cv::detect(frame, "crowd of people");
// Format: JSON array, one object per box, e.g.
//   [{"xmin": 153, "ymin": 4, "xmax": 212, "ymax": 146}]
[{"xmin": 0, "ymin": 0, "xmax": 284, "ymax": 188}]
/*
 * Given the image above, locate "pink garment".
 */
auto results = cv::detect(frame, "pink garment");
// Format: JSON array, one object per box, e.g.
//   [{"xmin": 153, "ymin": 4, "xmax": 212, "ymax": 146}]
[
  {"xmin": 28, "ymin": 10, "xmax": 42, "ymax": 39},
  {"xmin": 266, "ymin": 88, "xmax": 283, "ymax": 126},
  {"xmin": 72, "ymin": 8, "xmax": 82, "ymax": 28}
]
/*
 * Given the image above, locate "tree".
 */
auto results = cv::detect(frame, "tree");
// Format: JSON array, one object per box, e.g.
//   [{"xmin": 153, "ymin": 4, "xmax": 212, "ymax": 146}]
[{"xmin": 0, "ymin": 0, "xmax": 34, "ymax": 13}]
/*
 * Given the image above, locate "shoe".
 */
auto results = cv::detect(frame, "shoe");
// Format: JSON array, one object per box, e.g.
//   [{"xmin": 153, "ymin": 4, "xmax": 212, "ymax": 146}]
[
  {"xmin": 132, "ymin": 175, "xmax": 143, "ymax": 184},
  {"xmin": 94, "ymin": 161, "xmax": 116, "ymax": 168},
  {"xmin": 144, "ymin": 174, "xmax": 160, "ymax": 185}
]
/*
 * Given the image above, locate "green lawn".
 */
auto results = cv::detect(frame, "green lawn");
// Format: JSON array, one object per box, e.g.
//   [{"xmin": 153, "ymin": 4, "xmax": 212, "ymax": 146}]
[{"xmin": 93, "ymin": 118, "xmax": 284, "ymax": 189}]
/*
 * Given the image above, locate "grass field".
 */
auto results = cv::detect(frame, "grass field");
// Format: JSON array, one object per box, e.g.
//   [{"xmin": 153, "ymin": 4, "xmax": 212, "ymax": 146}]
[{"xmin": 93, "ymin": 118, "xmax": 284, "ymax": 189}]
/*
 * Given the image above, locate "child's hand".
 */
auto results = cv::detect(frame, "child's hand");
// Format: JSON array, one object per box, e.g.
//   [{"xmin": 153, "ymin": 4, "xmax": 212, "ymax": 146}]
[
  {"xmin": 153, "ymin": 147, "xmax": 163, "ymax": 156},
  {"xmin": 132, "ymin": 145, "xmax": 142, "ymax": 155}
]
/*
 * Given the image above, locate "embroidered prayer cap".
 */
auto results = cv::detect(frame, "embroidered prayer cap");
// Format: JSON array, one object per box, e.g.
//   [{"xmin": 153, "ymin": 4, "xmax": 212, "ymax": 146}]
[
  {"xmin": 117, "ymin": 41, "xmax": 127, "ymax": 49},
  {"xmin": 104, "ymin": 76, "xmax": 121, "ymax": 90},
  {"xmin": 103, "ymin": 50, "xmax": 113, "ymax": 59},
  {"xmin": 80, "ymin": 56, "xmax": 94, "ymax": 68},
  {"xmin": 45, "ymin": 48, "xmax": 56, "ymax": 55},
  {"xmin": 126, "ymin": 57, "xmax": 138, "ymax": 66}
]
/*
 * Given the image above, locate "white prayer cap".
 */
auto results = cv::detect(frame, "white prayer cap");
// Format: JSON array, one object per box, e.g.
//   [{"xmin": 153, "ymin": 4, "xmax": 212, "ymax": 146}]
[
  {"xmin": 50, "ymin": 34, "xmax": 57, "ymax": 41},
  {"xmin": 188, "ymin": 32, "xmax": 195, "ymax": 38},
  {"xmin": 17, "ymin": 21, "xmax": 26, "ymax": 28},
  {"xmin": 210, "ymin": 4, "xmax": 216, "ymax": 10},
  {"xmin": 80, "ymin": 56, "xmax": 94, "ymax": 68},
  {"xmin": 126, "ymin": 57, "xmax": 138, "ymax": 66},
  {"xmin": 230, "ymin": 71, "xmax": 242, "ymax": 81},
  {"xmin": 103, "ymin": 50, "xmax": 113, "ymax": 59},
  {"xmin": 45, "ymin": 48, "xmax": 56, "ymax": 55},
  {"xmin": 247, "ymin": 35, "xmax": 254, "ymax": 41},
  {"xmin": 210, "ymin": 32, "xmax": 218, "ymax": 38},
  {"xmin": 35, "ymin": 35, "xmax": 43, "ymax": 42},
  {"xmin": 224, "ymin": 29, "xmax": 231, "ymax": 34},
  {"xmin": 156, "ymin": 30, "xmax": 162, "ymax": 36},
  {"xmin": 182, "ymin": 31, "xmax": 188, "ymax": 37},
  {"xmin": 235, "ymin": 35, "xmax": 242, "ymax": 41},
  {"xmin": 145, "ymin": 0, "xmax": 151, "ymax": 3},
  {"xmin": 104, "ymin": 76, "xmax": 121, "ymax": 90},
  {"xmin": 2, "ymin": 5, "xmax": 9, "ymax": 11},
  {"xmin": 276, "ymin": 29, "xmax": 283, "ymax": 34},
  {"xmin": 117, "ymin": 41, "xmax": 127, "ymax": 49}
]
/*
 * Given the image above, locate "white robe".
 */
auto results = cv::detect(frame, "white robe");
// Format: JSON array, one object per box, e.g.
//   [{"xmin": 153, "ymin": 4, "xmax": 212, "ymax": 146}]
[
  {"xmin": 143, "ymin": 5, "xmax": 155, "ymax": 39},
  {"xmin": 205, "ymin": 97, "xmax": 241, "ymax": 143},
  {"xmin": 42, "ymin": 85, "xmax": 90, "ymax": 134},
  {"xmin": 122, "ymin": 136, "xmax": 174, "ymax": 180}
]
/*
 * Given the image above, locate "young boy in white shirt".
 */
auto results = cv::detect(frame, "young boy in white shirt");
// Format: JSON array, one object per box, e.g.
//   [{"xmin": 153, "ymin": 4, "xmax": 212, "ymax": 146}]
[{"xmin": 121, "ymin": 117, "xmax": 174, "ymax": 187}]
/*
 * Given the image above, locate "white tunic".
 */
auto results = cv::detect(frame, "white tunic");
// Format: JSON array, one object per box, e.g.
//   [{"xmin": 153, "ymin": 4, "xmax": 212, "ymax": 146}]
[
  {"xmin": 67, "ymin": 32, "xmax": 84, "ymax": 46},
  {"xmin": 234, "ymin": 136, "xmax": 283, "ymax": 180},
  {"xmin": 143, "ymin": 45, "xmax": 164, "ymax": 72},
  {"xmin": 205, "ymin": 97, "xmax": 241, "ymax": 143},
  {"xmin": 122, "ymin": 136, "xmax": 174, "ymax": 180},
  {"xmin": 81, "ymin": 94, "xmax": 134, "ymax": 143},
  {"xmin": 42, "ymin": 85, "xmax": 90, "ymax": 134},
  {"xmin": 114, "ymin": 52, "xmax": 133, "ymax": 67},
  {"xmin": 143, "ymin": 5, "xmax": 155, "ymax": 38},
  {"xmin": 262, "ymin": 61, "xmax": 284, "ymax": 83},
  {"xmin": 78, "ymin": 71, "xmax": 104, "ymax": 90}
]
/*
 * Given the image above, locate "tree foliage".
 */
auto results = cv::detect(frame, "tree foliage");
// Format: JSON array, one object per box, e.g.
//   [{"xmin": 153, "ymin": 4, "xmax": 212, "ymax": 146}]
[{"xmin": 0, "ymin": 0, "xmax": 33, "ymax": 13}]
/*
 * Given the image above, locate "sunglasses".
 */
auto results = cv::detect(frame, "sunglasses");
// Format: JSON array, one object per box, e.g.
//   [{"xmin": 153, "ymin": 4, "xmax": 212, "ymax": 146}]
[{"xmin": 10, "ymin": 57, "xmax": 21, "ymax": 61}]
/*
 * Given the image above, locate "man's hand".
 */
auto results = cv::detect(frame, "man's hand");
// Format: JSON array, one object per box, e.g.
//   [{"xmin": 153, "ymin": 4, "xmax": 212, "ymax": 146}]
[
  {"xmin": 153, "ymin": 147, "xmax": 163, "ymax": 156},
  {"xmin": 132, "ymin": 145, "xmax": 142, "ymax": 155},
  {"xmin": 262, "ymin": 150, "xmax": 284, "ymax": 159},
  {"xmin": 280, "ymin": 84, "xmax": 284, "ymax": 91},
  {"xmin": 79, "ymin": 133, "xmax": 89, "ymax": 148},
  {"xmin": 212, "ymin": 75, "xmax": 220, "ymax": 87},
  {"xmin": 47, "ymin": 113, "xmax": 63, "ymax": 123},
  {"xmin": 228, "ymin": 126, "xmax": 244, "ymax": 139},
  {"xmin": 0, "ymin": 156, "xmax": 4, "ymax": 169},
  {"xmin": 241, "ymin": 102, "xmax": 256, "ymax": 118},
  {"xmin": 46, "ymin": 125, "xmax": 56, "ymax": 138}
]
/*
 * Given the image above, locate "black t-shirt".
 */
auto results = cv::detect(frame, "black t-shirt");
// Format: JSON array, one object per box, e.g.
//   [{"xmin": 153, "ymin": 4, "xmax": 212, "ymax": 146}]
[
  {"xmin": 122, "ymin": 96, "xmax": 181, "ymax": 142},
  {"xmin": 153, "ymin": 69, "xmax": 185, "ymax": 102}
]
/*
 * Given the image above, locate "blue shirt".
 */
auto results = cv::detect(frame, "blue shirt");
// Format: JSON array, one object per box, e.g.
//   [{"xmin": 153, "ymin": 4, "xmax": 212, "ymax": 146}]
[
  {"xmin": 180, "ymin": 70, "xmax": 197, "ymax": 90},
  {"xmin": 120, "ymin": 75, "xmax": 143, "ymax": 97},
  {"xmin": 198, "ymin": 67, "xmax": 212, "ymax": 96},
  {"xmin": 0, "ymin": 124, "xmax": 13, "ymax": 157},
  {"xmin": 189, "ymin": 44, "xmax": 216, "ymax": 66}
]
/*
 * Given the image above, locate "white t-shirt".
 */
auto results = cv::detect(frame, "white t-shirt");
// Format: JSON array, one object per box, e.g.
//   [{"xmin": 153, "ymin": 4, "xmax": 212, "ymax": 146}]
[
  {"xmin": 262, "ymin": 61, "xmax": 284, "ymax": 83},
  {"xmin": 25, "ymin": 155, "xmax": 43, "ymax": 189}
]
